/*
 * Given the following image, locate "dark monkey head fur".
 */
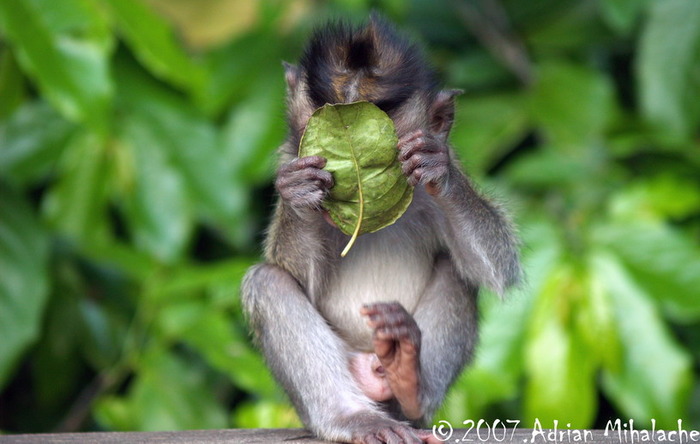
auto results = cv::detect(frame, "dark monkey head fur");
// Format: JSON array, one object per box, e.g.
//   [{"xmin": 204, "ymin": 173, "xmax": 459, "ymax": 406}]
[
  {"xmin": 300, "ymin": 17, "xmax": 438, "ymax": 111},
  {"xmin": 283, "ymin": 16, "xmax": 451, "ymax": 151}
]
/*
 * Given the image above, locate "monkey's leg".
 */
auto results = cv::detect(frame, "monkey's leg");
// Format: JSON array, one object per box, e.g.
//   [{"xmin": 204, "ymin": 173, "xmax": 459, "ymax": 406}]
[
  {"xmin": 360, "ymin": 255, "xmax": 477, "ymax": 425},
  {"xmin": 242, "ymin": 264, "xmax": 428, "ymax": 444},
  {"xmin": 413, "ymin": 254, "xmax": 477, "ymax": 423}
]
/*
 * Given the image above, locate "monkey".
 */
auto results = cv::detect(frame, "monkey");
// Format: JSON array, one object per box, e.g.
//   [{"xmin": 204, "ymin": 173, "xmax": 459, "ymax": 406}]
[{"xmin": 241, "ymin": 15, "xmax": 520, "ymax": 444}]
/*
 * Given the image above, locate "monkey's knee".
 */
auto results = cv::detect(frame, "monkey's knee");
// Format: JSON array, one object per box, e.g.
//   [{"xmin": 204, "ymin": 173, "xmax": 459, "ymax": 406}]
[
  {"xmin": 241, "ymin": 263, "xmax": 299, "ymax": 327},
  {"xmin": 241, "ymin": 264, "xmax": 296, "ymax": 324}
]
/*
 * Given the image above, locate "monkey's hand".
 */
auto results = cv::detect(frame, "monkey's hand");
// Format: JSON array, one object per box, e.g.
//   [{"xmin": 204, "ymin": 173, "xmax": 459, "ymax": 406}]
[
  {"xmin": 398, "ymin": 129, "xmax": 452, "ymax": 196},
  {"xmin": 361, "ymin": 302, "xmax": 423, "ymax": 421},
  {"xmin": 275, "ymin": 156, "xmax": 333, "ymax": 211}
]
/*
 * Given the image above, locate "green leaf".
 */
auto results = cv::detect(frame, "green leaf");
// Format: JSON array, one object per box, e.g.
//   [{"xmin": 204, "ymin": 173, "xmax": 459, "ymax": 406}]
[
  {"xmin": 530, "ymin": 62, "xmax": 615, "ymax": 146},
  {"xmin": 80, "ymin": 240, "xmax": 155, "ymax": 281},
  {"xmin": 114, "ymin": 57, "xmax": 248, "ymax": 235},
  {"xmin": 158, "ymin": 258, "xmax": 256, "ymax": 301},
  {"xmin": 221, "ymin": 72, "xmax": 286, "ymax": 185},
  {"xmin": 637, "ymin": 0, "xmax": 700, "ymax": 141},
  {"xmin": 446, "ymin": 51, "xmax": 512, "ymax": 90},
  {"xmin": 198, "ymin": 30, "xmax": 282, "ymax": 115},
  {"xmin": 118, "ymin": 115, "xmax": 193, "ymax": 263},
  {"xmin": 451, "ymin": 93, "xmax": 528, "ymax": 175},
  {"xmin": 577, "ymin": 265, "xmax": 621, "ymax": 372},
  {"xmin": 151, "ymin": 259, "xmax": 276, "ymax": 397},
  {"xmin": 0, "ymin": 101, "xmax": 75, "ymax": 185},
  {"xmin": 158, "ymin": 303, "xmax": 277, "ymax": 398},
  {"xmin": 593, "ymin": 252, "xmax": 692, "ymax": 427},
  {"xmin": 524, "ymin": 264, "xmax": 597, "ymax": 427},
  {"xmin": 42, "ymin": 130, "xmax": 110, "ymax": 243},
  {"xmin": 599, "ymin": 0, "xmax": 649, "ymax": 33},
  {"xmin": 525, "ymin": 2, "xmax": 609, "ymax": 52},
  {"xmin": 78, "ymin": 298, "xmax": 126, "ymax": 370},
  {"xmin": 298, "ymin": 102, "xmax": 412, "ymax": 256},
  {"xmin": 33, "ymin": 286, "xmax": 84, "ymax": 408},
  {"xmin": 0, "ymin": 183, "xmax": 50, "ymax": 389},
  {"xmin": 104, "ymin": 0, "xmax": 206, "ymax": 95},
  {"xmin": 505, "ymin": 149, "xmax": 591, "ymax": 189},
  {"xmin": 95, "ymin": 348, "xmax": 228, "ymax": 431},
  {"xmin": 607, "ymin": 175, "xmax": 700, "ymax": 222},
  {"xmin": 595, "ymin": 222, "xmax": 700, "ymax": 321},
  {"xmin": 0, "ymin": 0, "xmax": 113, "ymax": 129},
  {"xmin": 232, "ymin": 400, "xmax": 301, "ymax": 428},
  {"xmin": 0, "ymin": 49, "xmax": 25, "ymax": 118}
]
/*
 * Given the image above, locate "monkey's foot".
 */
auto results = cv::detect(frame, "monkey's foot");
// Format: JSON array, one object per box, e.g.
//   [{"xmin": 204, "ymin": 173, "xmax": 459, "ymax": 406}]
[
  {"xmin": 360, "ymin": 302, "xmax": 423, "ymax": 420},
  {"xmin": 343, "ymin": 412, "xmax": 429, "ymax": 444}
]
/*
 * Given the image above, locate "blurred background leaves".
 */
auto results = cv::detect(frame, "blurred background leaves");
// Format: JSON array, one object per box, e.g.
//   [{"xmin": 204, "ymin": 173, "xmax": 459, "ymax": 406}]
[{"xmin": 0, "ymin": 0, "xmax": 699, "ymax": 434}]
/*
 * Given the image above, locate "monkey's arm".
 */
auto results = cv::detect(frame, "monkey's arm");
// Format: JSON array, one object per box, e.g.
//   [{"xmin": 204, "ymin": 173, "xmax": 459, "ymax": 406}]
[
  {"xmin": 436, "ymin": 169, "xmax": 520, "ymax": 294},
  {"xmin": 399, "ymin": 131, "xmax": 521, "ymax": 294},
  {"xmin": 263, "ymin": 150, "xmax": 336, "ymax": 295}
]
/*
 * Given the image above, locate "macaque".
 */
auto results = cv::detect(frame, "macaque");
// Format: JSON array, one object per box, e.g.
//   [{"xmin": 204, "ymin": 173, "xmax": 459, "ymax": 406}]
[{"xmin": 241, "ymin": 15, "xmax": 520, "ymax": 444}]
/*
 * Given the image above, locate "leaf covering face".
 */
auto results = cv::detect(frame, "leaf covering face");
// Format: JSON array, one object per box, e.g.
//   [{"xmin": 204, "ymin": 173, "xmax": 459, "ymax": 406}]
[{"xmin": 298, "ymin": 102, "xmax": 414, "ymax": 257}]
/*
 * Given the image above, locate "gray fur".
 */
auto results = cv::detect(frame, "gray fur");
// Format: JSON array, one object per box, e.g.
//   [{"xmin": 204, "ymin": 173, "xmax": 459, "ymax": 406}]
[{"xmin": 241, "ymin": 17, "xmax": 520, "ymax": 444}]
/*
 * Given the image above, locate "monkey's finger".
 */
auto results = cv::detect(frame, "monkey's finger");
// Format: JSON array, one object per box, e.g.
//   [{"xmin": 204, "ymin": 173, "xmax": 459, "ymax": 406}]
[
  {"xmin": 398, "ymin": 133, "xmax": 441, "ymax": 162},
  {"xmin": 402, "ymin": 151, "xmax": 449, "ymax": 176},
  {"xmin": 315, "ymin": 169, "xmax": 334, "ymax": 189},
  {"xmin": 276, "ymin": 167, "xmax": 333, "ymax": 192},
  {"xmin": 397, "ymin": 138, "xmax": 426, "ymax": 162},
  {"xmin": 361, "ymin": 302, "xmax": 405, "ymax": 315},
  {"xmin": 368, "ymin": 311, "xmax": 411, "ymax": 330},
  {"xmin": 374, "ymin": 326, "xmax": 406, "ymax": 343},
  {"xmin": 375, "ymin": 326, "xmax": 420, "ymax": 347},
  {"xmin": 293, "ymin": 165, "xmax": 333, "ymax": 182},
  {"xmin": 377, "ymin": 427, "xmax": 406, "ymax": 444},
  {"xmin": 358, "ymin": 435, "xmax": 383, "ymax": 444},
  {"xmin": 277, "ymin": 179, "xmax": 324, "ymax": 197},
  {"xmin": 371, "ymin": 333, "xmax": 397, "ymax": 359},
  {"xmin": 409, "ymin": 167, "xmax": 443, "ymax": 188},
  {"xmin": 397, "ymin": 129, "xmax": 426, "ymax": 149},
  {"xmin": 287, "ymin": 155, "xmax": 327, "ymax": 171},
  {"xmin": 363, "ymin": 303, "xmax": 416, "ymax": 332},
  {"xmin": 363, "ymin": 315, "xmax": 405, "ymax": 332},
  {"xmin": 361, "ymin": 302, "xmax": 389, "ymax": 315},
  {"xmin": 393, "ymin": 427, "xmax": 423, "ymax": 444},
  {"xmin": 406, "ymin": 166, "xmax": 427, "ymax": 187},
  {"xmin": 398, "ymin": 334, "xmax": 421, "ymax": 356},
  {"xmin": 400, "ymin": 154, "xmax": 424, "ymax": 177}
]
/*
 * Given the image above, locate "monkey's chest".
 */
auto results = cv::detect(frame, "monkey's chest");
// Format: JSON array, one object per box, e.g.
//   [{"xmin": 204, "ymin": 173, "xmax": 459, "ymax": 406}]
[{"xmin": 317, "ymin": 231, "xmax": 435, "ymax": 352}]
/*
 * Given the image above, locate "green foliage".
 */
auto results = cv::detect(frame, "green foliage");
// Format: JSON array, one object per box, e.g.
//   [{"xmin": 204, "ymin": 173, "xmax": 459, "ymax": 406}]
[
  {"xmin": 0, "ymin": 0, "xmax": 699, "ymax": 434},
  {"xmin": 0, "ymin": 184, "xmax": 49, "ymax": 386}
]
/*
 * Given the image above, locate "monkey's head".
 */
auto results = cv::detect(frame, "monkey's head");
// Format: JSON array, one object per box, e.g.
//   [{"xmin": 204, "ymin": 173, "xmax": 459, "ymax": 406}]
[{"xmin": 284, "ymin": 15, "xmax": 461, "ymax": 148}]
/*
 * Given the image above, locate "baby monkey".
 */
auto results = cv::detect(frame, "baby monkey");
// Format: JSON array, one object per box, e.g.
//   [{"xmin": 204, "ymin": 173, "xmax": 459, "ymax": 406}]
[{"xmin": 242, "ymin": 15, "xmax": 520, "ymax": 444}]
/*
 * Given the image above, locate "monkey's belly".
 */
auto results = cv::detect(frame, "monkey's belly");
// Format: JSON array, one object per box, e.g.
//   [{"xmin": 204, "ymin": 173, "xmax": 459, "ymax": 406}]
[{"xmin": 318, "ymin": 232, "xmax": 434, "ymax": 351}]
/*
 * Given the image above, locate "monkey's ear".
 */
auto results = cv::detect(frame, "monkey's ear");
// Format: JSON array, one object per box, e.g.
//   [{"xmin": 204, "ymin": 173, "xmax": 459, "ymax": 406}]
[
  {"xmin": 430, "ymin": 89, "xmax": 463, "ymax": 137},
  {"xmin": 283, "ymin": 61, "xmax": 301, "ymax": 90}
]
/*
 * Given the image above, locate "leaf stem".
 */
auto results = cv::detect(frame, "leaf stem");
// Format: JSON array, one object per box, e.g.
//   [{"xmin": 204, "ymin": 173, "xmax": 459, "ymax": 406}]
[
  {"xmin": 341, "ymin": 186, "xmax": 363, "ymax": 257},
  {"xmin": 339, "ymin": 105, "xmax": 365, "ymax": 257}
]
